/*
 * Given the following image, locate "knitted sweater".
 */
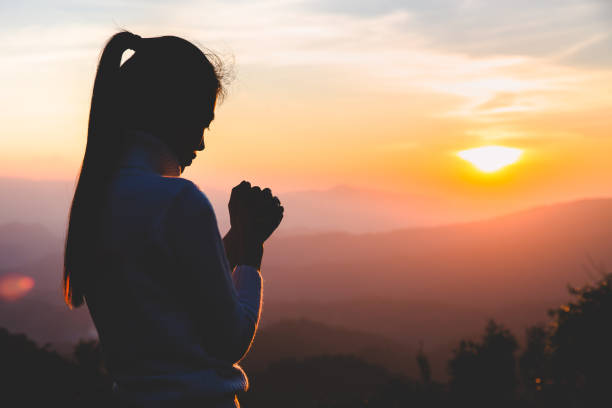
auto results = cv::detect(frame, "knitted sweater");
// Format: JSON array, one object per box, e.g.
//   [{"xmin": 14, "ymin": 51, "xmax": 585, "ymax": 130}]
[{"xmin": 83, "ymin": 130, "xmax": 263, "ymax": 407}]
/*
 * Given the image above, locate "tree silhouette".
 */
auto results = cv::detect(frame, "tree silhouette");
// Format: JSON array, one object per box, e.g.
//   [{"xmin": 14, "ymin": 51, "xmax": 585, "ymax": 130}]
[
  {"xmin": 448, "ymin": 320, "xmax": 518, "ymax": 407},
  {"xmin": 548, "ymin": 272, "xmax": 612, "ymax": 406},
  {"xmin": 518, "ymin": 325, "xmax": 548, "ymax": 403},
  {"xmin": 73, "ymin": 339, "xmax": 113, "ymax": 404},
  {"xmin": 0, "ymin": 327, "xmax": 77, "ymax": 406},
  {"xmin": 416, "ymin": 341, "xmax": 431, "ymax": 385},
  {"xmin": 0, "ymin": 328, "xmax": 112, "ymax": 407}
]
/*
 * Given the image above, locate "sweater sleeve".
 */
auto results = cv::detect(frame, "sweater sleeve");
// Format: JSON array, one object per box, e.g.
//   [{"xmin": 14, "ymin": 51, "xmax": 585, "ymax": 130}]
[{"xmin": 161, "ymin": 180, "xmax": 263, "ymax": 364}]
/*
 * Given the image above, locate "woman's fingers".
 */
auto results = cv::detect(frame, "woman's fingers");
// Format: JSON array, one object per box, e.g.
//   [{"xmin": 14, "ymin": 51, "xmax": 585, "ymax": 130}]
[
  {"xmin": 249, "ymin": 186, "xmax": 280, "ymax": 208},
  {"xmin": 232, "ymin": 180, "xmax": 251, "ymax": 195},
  {"xmin": 229, "ymin": 181, "xmax": 251, "ymax": 209},
  {"xmin": 233, "ymin": 183, "xmax": 283, "ymax": 233},
  {"xmin": 262, "ymin": 188, "xmax": 273, "ymax": 203}
]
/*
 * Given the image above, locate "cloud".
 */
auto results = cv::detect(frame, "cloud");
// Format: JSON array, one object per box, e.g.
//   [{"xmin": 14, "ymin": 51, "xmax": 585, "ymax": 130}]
[
  {"xmin": 1, "ymin": 0, "xmax": 610, "ymax": 143},
  {"xmin": 305, "ymin": 0, "xmax": 612, "ymax": 66},
  {"xmin": 476, "ymin": 93, "xmax": 517, "ymax": 112}
]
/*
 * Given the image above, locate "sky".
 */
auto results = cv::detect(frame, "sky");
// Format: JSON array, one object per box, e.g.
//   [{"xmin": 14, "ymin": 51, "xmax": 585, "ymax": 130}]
[{"xmin": 1, "ymin": 0, "xmax": 611, "ymax": 219}]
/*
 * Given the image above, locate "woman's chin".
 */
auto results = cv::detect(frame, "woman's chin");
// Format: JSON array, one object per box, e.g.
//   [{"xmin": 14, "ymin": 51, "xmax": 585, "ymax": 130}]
[
  {"xmin": 179, "ymin": 159, "xmax": 192, "ymax": 172},
  {"xmin": 179, "ymin": 152, "xmax": 197, "ymax": 170}
]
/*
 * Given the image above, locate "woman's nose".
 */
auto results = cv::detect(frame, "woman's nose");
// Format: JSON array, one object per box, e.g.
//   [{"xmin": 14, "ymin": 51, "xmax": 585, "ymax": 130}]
[{"xmin": 196, "ymin": 138, "xmax": 205, "ymax": 151}]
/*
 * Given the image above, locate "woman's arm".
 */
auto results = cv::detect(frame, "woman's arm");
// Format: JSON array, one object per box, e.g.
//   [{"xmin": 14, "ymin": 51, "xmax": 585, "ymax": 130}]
[
  {"xmin": 223, "ymin": 227, "xmax": 265, "ymax": 271},
  {"xmin": 162, "ymin": 181, "xmax": 263, "ymax": 364},
  {"xmin": 222, "ymin": 229, "xmax": 238, "ymax": 271}
]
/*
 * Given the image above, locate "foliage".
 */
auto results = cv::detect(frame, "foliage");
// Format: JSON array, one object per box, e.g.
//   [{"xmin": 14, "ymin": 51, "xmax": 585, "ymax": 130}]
[
  {"xmin": 518, "ymin": 324, "xmax": 550, "ymax": 405},
  {"xmin": 448, "ymin": 319, "xmax": 519, "ymax": 407},
  {"xmin": 416, "ymin": 341, "xmax": 432, "ymax": 385},
  {"xmin": 0, "ymin": 328, "xmax": 111, "ymax": 407},
  {"xmin": 547, "ymin": 272, "xmax": 612, "ymax": 406}
]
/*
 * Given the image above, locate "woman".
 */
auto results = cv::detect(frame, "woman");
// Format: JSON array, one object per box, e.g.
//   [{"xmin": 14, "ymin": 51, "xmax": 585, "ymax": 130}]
[{"xmin": 63, "ymin": 31, "xmax": 283, "ymax": 407}]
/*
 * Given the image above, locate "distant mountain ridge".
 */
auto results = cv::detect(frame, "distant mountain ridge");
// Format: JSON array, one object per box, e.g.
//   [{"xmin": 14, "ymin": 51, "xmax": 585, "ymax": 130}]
[
  {"xmin": 0, "ymin": 177, "xmax": 444, "ymax": 235},
  {"xmin": 5, "ymin": 176, "xmax": 605, "ymax": 236}
]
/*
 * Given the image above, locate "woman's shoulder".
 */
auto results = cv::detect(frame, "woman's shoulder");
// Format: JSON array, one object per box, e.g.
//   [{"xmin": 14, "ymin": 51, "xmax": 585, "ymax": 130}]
[
  {"xmin": 165, "ymin": 177, "xmax": 216, "ymax": 217},
  {"xmin": 160, "ymin": 178, "xmax": 221, "ymax": 240}
]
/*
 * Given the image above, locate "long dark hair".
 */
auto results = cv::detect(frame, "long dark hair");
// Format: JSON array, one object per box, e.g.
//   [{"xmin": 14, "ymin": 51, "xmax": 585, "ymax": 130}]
[{"xmin": 64, "ymin": 31, "xmax": 226, "ymax": 308}]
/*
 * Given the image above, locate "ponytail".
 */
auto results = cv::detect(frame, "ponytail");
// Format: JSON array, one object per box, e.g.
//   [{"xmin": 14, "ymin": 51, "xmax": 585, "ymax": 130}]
[{"xmin": 63, "ymin": 31, "xmax": 140, "ymax": 308}]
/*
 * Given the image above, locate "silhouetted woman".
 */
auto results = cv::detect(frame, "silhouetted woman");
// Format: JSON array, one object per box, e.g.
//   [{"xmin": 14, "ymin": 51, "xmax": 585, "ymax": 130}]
[{"xmin": 63, "ymin": 31, "xmax": 283, "ymax": 407}]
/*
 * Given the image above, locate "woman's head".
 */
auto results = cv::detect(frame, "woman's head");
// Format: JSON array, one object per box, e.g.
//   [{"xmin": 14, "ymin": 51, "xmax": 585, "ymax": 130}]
[
  {"xmin": 63, "ymin": 31, "xmax": 227, "ymax": 308},
  {"xmin": 118, "ymin": 34, "xmax": 225, "ymax": 170}
]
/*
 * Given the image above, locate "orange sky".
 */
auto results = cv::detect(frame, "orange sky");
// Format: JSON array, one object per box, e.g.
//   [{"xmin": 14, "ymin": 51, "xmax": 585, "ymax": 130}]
[{"xmin": 1, "ymin": 0, "xmax": 611, "ymax": 219}]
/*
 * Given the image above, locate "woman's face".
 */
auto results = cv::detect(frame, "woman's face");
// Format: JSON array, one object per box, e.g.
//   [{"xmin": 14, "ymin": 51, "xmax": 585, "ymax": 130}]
[
  {"xmin": 175, "ymin": 99, "xmax": 216, "ymax": 172},
  {"xmin": 178, "ymin": 121, "xmax": 210, "ymax": 170}
]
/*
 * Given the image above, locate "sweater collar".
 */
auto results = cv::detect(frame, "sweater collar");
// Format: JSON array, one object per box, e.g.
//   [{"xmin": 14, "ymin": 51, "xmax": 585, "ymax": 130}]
[{"xmin": 119, "ymin": 130, "xmax": 182, "ymax": 177}]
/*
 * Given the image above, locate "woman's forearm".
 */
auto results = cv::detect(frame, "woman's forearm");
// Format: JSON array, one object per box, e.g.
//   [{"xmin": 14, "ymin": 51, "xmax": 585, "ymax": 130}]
[
  {"xmin": 223, "ymin": 228, "xmax": 264, "ymax": 270},
  {"xmin": 223, "ymin": 228, "xmax": 238, "ymax": 270}
]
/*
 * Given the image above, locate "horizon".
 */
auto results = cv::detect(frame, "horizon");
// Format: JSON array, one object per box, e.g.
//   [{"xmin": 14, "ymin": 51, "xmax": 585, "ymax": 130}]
[{"xmin": 2, "ymin": 174, "xmax": 612, "ymax": 237}]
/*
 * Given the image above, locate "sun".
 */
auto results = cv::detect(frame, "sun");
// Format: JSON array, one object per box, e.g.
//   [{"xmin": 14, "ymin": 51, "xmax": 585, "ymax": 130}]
[{"xmin": 457, "ymin": 146, "xmax": 523, "ymax": 173}]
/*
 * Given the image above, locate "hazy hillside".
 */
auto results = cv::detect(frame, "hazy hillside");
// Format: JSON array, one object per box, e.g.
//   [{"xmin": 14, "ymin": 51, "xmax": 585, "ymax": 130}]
[
  {"xmin": 0, "ymin": 178, "xmax": 75, "ymax": 236},
  {"xmin": 1, "ymin": 197, "xmax": 611, "ymax": 380},
  {"xmin": 262, "ymin": 198, "xmax": 612, "ymax": 305},
  {"xmin": 0, "ymin": 222, "xmax": 60, "ymax": 268},
  {"xmin": 0, "ymin": 251, "xmax": 94, "ymax": 344},
  {"xmin": 241, "ymin": 318, "xmax": 418, "ymax": 377}
]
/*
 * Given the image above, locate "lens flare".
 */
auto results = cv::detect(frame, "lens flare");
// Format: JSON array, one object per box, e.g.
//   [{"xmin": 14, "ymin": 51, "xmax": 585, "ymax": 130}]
[
  {"xmin": 0, "ymin": 274, "xmax": 35, "ymax": 302},
  {"xmin": 457, "ymin": 146, "xmax": 523, "ymax": 173}
]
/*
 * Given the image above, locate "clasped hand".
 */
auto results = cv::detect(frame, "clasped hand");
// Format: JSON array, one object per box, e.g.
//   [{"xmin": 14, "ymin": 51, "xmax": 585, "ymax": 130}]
[{"xmin": 224, "ymin": 181, "xmax": 284, "ymax": 269}]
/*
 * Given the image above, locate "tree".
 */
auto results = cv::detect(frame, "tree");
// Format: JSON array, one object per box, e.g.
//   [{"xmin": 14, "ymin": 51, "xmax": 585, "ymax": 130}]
[
  {"xmin": 73, "ymin": 339, "xmax": 113, "ymax": 403},
  {"xmin": 416, "ymin": 341, "xmax": 432, "ymax": 385},
  {"xmin": 448, "ymin": 320, "xmax": 519, "ymax": 407},
  {"xmin": 518, "ymin": 324, "xmax": 550, "ymax": 404},
  {"xmin": 0, "ymin": 327, "xmax": 78, "ymax": 406},
  {"xmin": 548, "ymin": 272, "xmax": 612, "ymax": 406}
]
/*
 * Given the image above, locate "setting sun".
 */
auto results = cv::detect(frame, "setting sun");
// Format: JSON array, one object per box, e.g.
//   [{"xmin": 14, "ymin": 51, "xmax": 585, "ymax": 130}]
[{"xmin": 457, "ymin": 146, "xmax": 523, "ymax": 173}]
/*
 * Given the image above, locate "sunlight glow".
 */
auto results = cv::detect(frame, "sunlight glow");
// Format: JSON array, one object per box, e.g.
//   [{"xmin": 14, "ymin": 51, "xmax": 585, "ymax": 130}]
[
  {"xmin": 457, "ymin": 146, "xmax": 523, "ymax": 173},
  {"xmin": 0, "ymin": 274, "xmax": 35, "ymax": 302}
]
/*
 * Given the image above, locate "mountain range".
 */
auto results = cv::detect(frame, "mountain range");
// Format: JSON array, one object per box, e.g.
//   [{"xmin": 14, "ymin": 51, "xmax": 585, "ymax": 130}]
[{"xmin": 1, "ymin": 196, "xmax": 611, "ymax": 380}]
